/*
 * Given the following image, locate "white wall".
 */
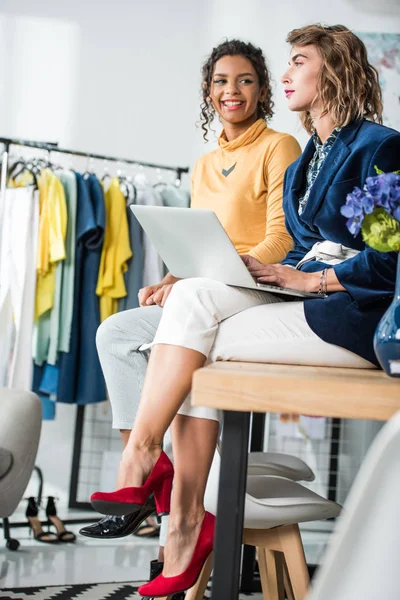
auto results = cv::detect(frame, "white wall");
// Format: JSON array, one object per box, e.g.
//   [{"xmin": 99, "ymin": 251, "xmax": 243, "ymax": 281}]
[
  {"xmin": 0, "ymin": 0, "xmax": 207, "ymax": 168},
  {"xmin": 2, "ymin": 0, "xmax": 399, "ymax": 163},
  {"xmin": 202, "ymin": 0, "xmax": 400, "ymax": 152},
  {"xmin": 1, "ymin": 0, "xmax": 399, "ymax": 502}
]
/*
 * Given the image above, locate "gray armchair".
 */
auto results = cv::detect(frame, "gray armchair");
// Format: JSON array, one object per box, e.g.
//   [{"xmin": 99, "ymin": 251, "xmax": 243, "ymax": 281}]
[{"xmin": 0, "ymin": 388, "xmax": 42, "ymax": 550}]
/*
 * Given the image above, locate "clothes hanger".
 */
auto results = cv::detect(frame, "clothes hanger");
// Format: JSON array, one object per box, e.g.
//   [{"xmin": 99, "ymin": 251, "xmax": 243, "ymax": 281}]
[
  {"xmin": 153, "ymin": 168, "xmax": 167, "ymax": 189},
  {"xmin": 83, "ymin": 155, "xmax": 95, "ymax": 179},
  {"xmin": 100, "ymin": 159, "xmax": 111, "ymax": 184},
  {"xmin": 8, "ymin": 158, "xmax": 39, "ymax": 189},
  {"xmin": 123, "ymin": 177, "xmax": 137, "ymax": 203}
]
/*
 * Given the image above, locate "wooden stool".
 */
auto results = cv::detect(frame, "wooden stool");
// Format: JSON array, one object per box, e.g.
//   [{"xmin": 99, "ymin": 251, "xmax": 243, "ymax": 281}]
[{"xmin": 185, "ymin": 452, "xmax": 340, "ymax": 600}]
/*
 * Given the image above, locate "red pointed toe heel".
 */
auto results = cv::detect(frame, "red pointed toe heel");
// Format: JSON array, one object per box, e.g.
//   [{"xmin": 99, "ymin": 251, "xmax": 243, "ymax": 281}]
[
  {"xmin": 138, "ymin": 511, "xmax": 215, "ymax": 598},
  {"xmin": 90, "ymin": 450, "xmax": 174, "ymax": 517}
]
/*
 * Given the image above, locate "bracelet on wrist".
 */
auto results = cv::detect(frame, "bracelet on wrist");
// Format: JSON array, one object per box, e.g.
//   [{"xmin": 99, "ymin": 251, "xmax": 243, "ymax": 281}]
[{"xmin": 318, "ymin": 268, "xmax": 328, "ymax": 296}]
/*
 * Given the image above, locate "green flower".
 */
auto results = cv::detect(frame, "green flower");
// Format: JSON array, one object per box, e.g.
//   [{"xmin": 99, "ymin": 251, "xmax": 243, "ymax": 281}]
[{"xmin": 362, "ymin": 207, "xmax": 400, "ymax": 252}]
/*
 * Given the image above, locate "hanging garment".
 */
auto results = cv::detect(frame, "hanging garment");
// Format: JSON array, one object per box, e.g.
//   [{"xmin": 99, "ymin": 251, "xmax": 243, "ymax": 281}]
[
  {"xmin": 0, "ymin": 187, "xmax": 39, "ymax": 389},
  {"xmin": 32, "ymin": 363, "xmax": 56, "ymax": 421},
  {"xmin": 137, "ymin": 186, "xmax": 165, "ymax": 286},
  {"xmin": 119, "ymin": 193, "xmax": 144, "ymax": 311},
  {"xmin": 96, "ymin": 178, "xmax": 132, "ymax": 322},
  {"xmin": 34, "ymin": 169, "xmax": 67, "ymax": 320},
  {"xmin": 49, "ymin": 170, "xmax": 78, "ymax": 360},
  {"xmin": 33, "ymin": 171, "xmax": 67, "ymax": 366},
  {"xmin": 57, "ymin": 173, "xmax": 107, "ymax": 405},
  {"xmin": 160, "ymin": 185, "xmax": 190, "ymax": 208}
]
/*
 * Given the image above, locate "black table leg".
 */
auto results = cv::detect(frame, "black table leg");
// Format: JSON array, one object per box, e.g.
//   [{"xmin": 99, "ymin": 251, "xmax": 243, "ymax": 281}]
[
  {"xmin": 240, "ymin": 412, "xmax": 266, "ymax": 592},
  {"xmin": 211, "ymin": 410, "xmax": 250, "ymax": 600},
  {"xmin": 250, "ymin": 412, "xmax": 266, "ymax": 452}
]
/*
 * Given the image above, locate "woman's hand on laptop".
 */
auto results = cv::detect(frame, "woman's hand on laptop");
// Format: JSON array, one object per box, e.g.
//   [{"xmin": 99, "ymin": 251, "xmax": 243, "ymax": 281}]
[
  {"xmin": 241, "ymin": 255, "xmax": 318, "ymax": 292},
  {"xmin": 241, "ymin": 255, "xmax": 264, "ymax": 273}
]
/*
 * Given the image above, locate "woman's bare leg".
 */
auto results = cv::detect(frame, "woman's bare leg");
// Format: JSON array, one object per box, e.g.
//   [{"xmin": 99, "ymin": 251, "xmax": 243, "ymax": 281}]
[
  {"xmin": 115, "ymin": 344, "xmax": 217, "ymax": 576},
  {"xmin": 120, "ymin": 430, "xmax": 130, "ymax": 448},
  {"xmin": 116, "ymin": 344, "xmax": 206, "ymax": 490},
  {"xmin": 161, "ymin": 414, "xmax": 218, "ymax": 577}
]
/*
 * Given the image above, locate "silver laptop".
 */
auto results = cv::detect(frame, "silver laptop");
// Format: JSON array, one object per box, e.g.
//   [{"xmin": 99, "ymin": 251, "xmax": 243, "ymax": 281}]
[{"xmin": 130, "ymin": 205, "xmax": 321, "ymax": 299}]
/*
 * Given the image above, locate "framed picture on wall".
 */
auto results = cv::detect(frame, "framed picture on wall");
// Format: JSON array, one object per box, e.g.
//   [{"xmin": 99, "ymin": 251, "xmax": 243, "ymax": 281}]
[{"xmin": 357, "ymin": 32, "xmax": 400, "ymax": 131}]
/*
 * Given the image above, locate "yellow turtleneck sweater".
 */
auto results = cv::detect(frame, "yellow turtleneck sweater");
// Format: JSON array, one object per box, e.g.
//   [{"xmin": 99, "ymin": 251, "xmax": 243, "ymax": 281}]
[{"xmin": 191, "ymin": 119, "xmax": 301, "ymax": 264}]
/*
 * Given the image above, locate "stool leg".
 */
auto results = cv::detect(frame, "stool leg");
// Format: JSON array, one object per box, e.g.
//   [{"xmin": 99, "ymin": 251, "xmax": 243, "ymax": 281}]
[
  {"xmin": 257, "ymin": 547, "xmax": 285, "ymax": 600},
  {"xmin": 274, "ymin": 552, "xmax": 286, "ymax": 600},
  {"xmin": 282, "ymin": 558, "xmax": 295, "ymax": 600},
  {"xmin": 185, "ymin": 552, "xmax": 214, "ymax": 600},
  {"xmin": 279, "ymin": 525, "xmax": 309, "ymax": 600}
]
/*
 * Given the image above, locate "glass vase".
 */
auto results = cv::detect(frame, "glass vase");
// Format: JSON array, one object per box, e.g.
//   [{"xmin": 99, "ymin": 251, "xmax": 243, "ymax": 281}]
[{"xmin": 373, "ymin": 253, "xmax": 400, "ymax": 378}]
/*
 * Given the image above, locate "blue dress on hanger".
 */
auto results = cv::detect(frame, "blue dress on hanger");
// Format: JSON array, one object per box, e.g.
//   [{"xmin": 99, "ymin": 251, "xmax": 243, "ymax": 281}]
[
  {"xmin": 119, "ymin": 200, "xmax": 144, "ymax": 311},
  {"xmin": 57, "ymin": 173, "xmax": 106, "ymax": 405}
]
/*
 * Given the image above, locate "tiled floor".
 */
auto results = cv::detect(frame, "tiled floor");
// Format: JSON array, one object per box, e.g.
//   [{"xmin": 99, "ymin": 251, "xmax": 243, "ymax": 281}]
[{"xmin": 0, "ymin": 507, "xmax": 330, "ymax": 590}]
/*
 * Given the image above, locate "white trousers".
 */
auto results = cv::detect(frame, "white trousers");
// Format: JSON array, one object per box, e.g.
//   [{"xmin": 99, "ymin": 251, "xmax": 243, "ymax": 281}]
[
  {"xmin": 153, "ymin": 277, "xmax": 375, "ymax": 422},
  {"xmin": 0, "ymin": 188, "xmax": 39, "ymax": 389}
]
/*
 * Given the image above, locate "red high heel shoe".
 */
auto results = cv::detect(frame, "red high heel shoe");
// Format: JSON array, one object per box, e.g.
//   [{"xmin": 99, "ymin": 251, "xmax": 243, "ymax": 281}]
[
  {"xmin": 90, "ymin": 451, "xmax": 174, "ymax": 517},
  {"xmin": 138, "ymin": 511, "xmax": 215, "ymax": 598}
]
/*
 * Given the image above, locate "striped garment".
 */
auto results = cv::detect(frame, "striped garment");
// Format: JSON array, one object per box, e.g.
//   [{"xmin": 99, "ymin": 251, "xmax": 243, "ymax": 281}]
[{"xmin": 298, "ymin": 127, "xmax": 341, "ymax": 215}]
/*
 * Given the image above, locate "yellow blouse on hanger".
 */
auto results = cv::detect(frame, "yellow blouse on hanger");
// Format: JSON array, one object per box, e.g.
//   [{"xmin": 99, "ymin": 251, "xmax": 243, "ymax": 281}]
[
  {"xmin": 96, "ymin": 178, "xmax": 132, "ymax": 322},
  {"xmin": 35, "ymin": 170, "xmax": 67, "ymax": 320}
]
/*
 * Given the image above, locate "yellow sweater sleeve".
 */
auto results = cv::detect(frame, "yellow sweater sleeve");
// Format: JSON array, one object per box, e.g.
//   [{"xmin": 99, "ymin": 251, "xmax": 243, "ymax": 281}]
[{"xmin": 248, "ymin": 135, "xmax": 301, "ymax": 264}]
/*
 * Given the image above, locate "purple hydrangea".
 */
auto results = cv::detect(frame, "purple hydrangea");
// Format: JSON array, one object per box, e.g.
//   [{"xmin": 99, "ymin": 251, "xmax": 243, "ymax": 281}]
[{"xmin": 341, "ymin": 171, "xmax": 400, "ymax": 237}]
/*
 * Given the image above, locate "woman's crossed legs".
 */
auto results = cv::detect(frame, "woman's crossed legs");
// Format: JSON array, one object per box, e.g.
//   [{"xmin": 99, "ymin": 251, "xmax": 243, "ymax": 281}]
[{"xmin": 106, "ymin": 278, "xmax": 373, "ymax": 577}]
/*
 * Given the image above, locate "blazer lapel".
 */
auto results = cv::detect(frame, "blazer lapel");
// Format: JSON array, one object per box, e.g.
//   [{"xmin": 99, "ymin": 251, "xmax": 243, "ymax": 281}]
[
  {"xmin": 300, "ymin": 121, "xmax": 364, "ymax": 225},
  {"xmin": 291, "ymin": 137, "xmax": 314, "ymax": 194}
]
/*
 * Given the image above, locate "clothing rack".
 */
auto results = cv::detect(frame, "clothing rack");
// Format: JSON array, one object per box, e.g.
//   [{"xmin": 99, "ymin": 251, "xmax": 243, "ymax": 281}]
[
  {"xmin": 0, "ymin": 135, "xmax": 190, "ymax": 542},
  {"xmin": 0, "ymin": 136, "xmax": 189, "ymax": 181}
]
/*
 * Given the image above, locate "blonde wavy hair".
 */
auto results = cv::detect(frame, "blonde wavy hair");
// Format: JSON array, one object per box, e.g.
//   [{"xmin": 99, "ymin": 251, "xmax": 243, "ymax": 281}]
[{"xmin": 286, "ymin": 24, "xmax": 383, "ymax": 134}]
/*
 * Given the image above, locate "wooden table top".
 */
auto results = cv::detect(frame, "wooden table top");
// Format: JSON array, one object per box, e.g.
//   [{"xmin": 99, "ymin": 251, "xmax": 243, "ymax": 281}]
[{"xmin": 192, "ymin": 362, "xmax": 400, "ymax": 421}]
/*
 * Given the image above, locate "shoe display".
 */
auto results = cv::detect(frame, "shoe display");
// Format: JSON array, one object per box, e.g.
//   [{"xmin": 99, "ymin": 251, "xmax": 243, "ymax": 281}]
[
  {"xmin": 25, "ymin": 497, "xmax": 58, "ymax": 544},
  {"xmin": 46, "ymin": 496, "xmax": 76, "ymax": 543},
  {"xmin": 79, "ymin": 499, "xmax": 156, "ymax": 539},
  {"xmin": 138, "ymin": 511, "xmax": 215, "ymax": 598},
  {"xmin": 90, "ymin": 450, "xmax": 174, "ymax": 517}
]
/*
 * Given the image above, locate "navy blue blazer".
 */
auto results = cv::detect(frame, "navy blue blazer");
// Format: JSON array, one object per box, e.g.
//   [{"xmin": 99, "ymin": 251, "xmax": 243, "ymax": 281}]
[{"xmin": 281, "ymin": 119, "xmax": 400, "ymax": 365}]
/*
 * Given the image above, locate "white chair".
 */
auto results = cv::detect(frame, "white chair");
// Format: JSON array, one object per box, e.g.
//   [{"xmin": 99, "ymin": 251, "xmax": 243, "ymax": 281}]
[
  {"xmin": 248, "ymin": 451, "xmax": 315, "ymax": 481},
  {"xmin": 185, "ymin": 450, "xmax": 340, "ymax": 600},
  {"xmin": 306, "ymin": 410, "xmax": 400, "ymax": 600},
  {"xmin": 0, "ymin": 388, "xmax": 42, "ymax": 550}
]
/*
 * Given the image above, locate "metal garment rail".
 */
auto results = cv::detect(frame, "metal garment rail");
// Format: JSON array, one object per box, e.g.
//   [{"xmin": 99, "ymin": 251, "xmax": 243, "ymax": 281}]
[
  {"xmin": 0, "ymin": 136, "xmax": 189, "ymax": 179},
  {"xmin": 0, "ymin": 136, "xmax": 190, "ymax": 541}
]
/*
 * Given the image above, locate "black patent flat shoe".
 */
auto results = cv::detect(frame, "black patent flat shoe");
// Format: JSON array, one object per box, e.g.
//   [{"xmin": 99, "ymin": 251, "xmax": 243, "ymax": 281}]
[{"xmin": 79, "ymin": 498, "xmax": 156, "ymax": 539}]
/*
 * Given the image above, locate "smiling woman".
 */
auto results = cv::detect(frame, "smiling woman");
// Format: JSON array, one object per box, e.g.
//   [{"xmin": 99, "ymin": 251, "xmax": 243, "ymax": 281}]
[
  {"xmin": 88, "ymin": 38, "xmax": 301, "ymax": 598},
  {"xmin": 190, "ymin": 40, "xmax": 301, "ymax": 265}
]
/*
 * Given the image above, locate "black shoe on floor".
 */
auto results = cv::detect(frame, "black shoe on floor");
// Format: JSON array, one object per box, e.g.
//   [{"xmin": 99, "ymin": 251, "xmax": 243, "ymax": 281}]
[
  {"xmin": 144, "ymin": 560, "xmax": 185, "ymax": 600},
  {"xmin": 79, "ymin": 498, "xmax": 156, "ymax": 539}
]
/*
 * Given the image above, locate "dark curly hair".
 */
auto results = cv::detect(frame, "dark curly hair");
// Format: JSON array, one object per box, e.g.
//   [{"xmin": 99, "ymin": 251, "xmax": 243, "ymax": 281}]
[{"xmin": 200, "ymin": 39, "xmax": 274, "ymax": 141}]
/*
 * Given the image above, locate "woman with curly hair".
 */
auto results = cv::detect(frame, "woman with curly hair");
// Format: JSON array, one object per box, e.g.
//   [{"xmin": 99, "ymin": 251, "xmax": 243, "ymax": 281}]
[
  {"xmin": 92, "ymin": 24, "xmax": 400, "ymax": 597},
  {"xmin": 84, "ymin": 39, "xmax": 300, "ymax": 591}
]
